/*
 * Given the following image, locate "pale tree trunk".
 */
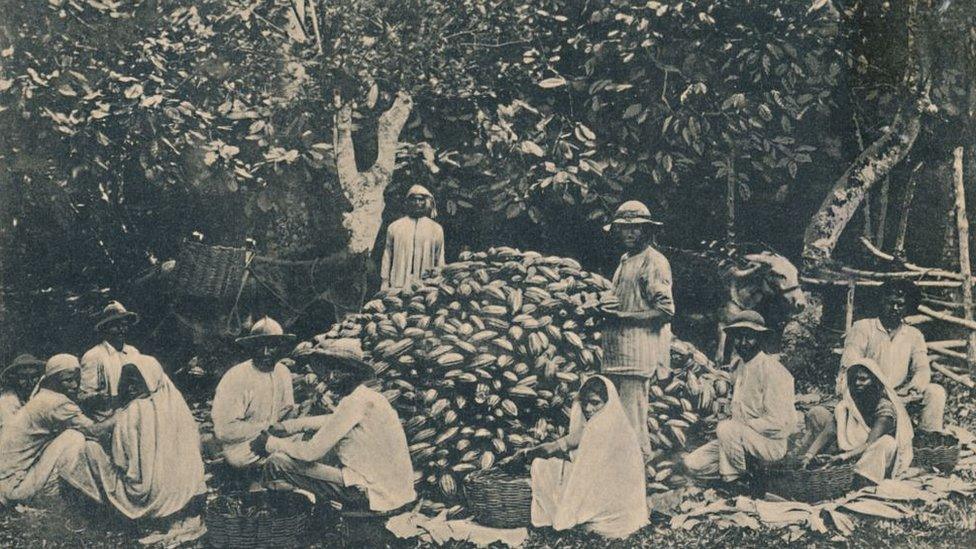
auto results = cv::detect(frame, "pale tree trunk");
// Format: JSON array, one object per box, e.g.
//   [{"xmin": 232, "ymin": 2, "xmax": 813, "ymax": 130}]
[
  {"xmin": 801, "ymin": 0, "xmax": 936, "ymax": 270},
  {"xmin": 801, "ymin": 110, "xmax": 922, "ymax": 269},
  {"xmin": 332, "ymin": 91, "xmax": 413, "ymax": 254}
]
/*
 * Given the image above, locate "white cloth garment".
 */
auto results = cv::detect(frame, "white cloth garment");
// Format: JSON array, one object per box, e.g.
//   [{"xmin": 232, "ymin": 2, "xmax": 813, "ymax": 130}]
[
  {"xmin": 530, "ymin": 375, "xmax": 648, "ymax": 539},
  {"xmin": 0, "ymin": 388, "xmax": 93, "ymax": 504},
  {"xmin": 212, "ymin": 360, "xmax": 294, "ymax": 467},
  {"xmin": 601, "ymin": 245, "xmax": 674, "ymax": 379},
  {"xmin": 0, "ymin": 390, "xmax": 23, "ymax": 433},
  {"xmin": 69, "ymin": 355, "xmax": 206, "ymax": 519},
  {"xmin": 839, "ymin": 318, "xmax": 945, "ymax": 431},
  {"xmin": 267, "ymin": 385, "xmax": 416, "ymax": 512},
  {"xmin": 836, "ymin": 359, "xmax": 914, "ymax": 482},
  {"xmin": 380, "ymin": 216, "xmax": 445, "ymax": 290},
  {"xmin": 80, "ymin": 342, "xmax": 142, "ymax": 398},
  {"xmin": 683, "ymin": 352, "xmax": 797, "ymax": 480}
]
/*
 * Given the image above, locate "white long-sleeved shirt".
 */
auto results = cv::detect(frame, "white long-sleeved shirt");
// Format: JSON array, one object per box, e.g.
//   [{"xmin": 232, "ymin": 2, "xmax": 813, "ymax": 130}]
[
  {"xmin": 266, "ymin": 385, "xmax": 416, "ymax": 512},
  {"xmin": 380, "ymin": 216, "xmax": 445, "ymax": 289},
  {"xmin": 80, "ymin": 341, "xmax": 141, "ymax": 397},
  {"xmin": 838, "ymin": 318, "xmax": 930, "ymax": 394},
  {"xmin": 212, "ymin": 360, "xmax": 294, "ymax": 467},
  {"xmin": 730, "ymin": 352, "xmax": 797, "ymax": 440}
]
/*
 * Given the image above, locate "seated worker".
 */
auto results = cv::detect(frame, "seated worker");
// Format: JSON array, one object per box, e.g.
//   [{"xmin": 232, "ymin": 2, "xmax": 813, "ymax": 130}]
[
  {"xmin": 212, "ymin": 317, "xmax": 297, "ymax": 469},
  {"xmin": 839, "ymin": 279, "xmax": 945, "ymax": 432},
  {"xmin": 800, "ymin": 358, "xmax": 913, "ymax": 486},
  {"xmin": 0, "ymin": 354, "xmax": 45, "ymax": 432},
  {"xmin": 0, "ymin": 355, "xmax": 112, "ymax": 506},
  {"xmin": 256, "ymin": 339, "xmax": 416, "ymax": 514},
  {"xmin": 515, "ymin": 375, "xmax": 647, "ymax": 539},
  {"xmin": 70, "ymin": 359, "xmax": 206, "ymax": 545},
  {"xmin": 681, "ymin": 311, "xmax": 797, "ymax": 482}
]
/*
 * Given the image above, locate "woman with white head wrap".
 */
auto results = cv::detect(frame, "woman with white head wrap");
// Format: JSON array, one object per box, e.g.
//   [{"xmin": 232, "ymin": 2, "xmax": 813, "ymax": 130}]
[
  {"xmin": 516, "ymin": 375, "xmax": 648, "ymax": 539},
  {"xmin": 380, "ymin": 184, "xmax": 446, "ymax": 289}
]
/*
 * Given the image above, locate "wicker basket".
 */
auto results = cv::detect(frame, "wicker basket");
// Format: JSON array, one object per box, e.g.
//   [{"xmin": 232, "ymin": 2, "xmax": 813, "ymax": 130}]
[
  {"xmin": 171, "ymin": 241, "xmax": 247, "ymax": 301},
  {"xmin": 913, "ymin": 433, "xmax": 960, "ymax": 473},
  {"xmin": 463, "ymin": 470, "xmax": 532, "ymax": 528},
  {"xmin": 205, "ymin": 490, "xmax": 312, "ymax": 548},
  {"xmin": 749, "ymin": 458, "xmax": 854, "ymax": 503}
]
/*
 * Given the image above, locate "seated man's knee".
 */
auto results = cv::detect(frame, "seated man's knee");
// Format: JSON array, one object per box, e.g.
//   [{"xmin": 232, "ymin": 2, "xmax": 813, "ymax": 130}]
[
  {"xmin": 806, "ymin": 406, "xmax": 832, "ymax": 430},
  {"xmin": 716, "ymin": 419, "xmax": 741, "ymax": 443},
  {"xmin": 58, "ymin": 429, "xmax": 86, "ymax": 447}
]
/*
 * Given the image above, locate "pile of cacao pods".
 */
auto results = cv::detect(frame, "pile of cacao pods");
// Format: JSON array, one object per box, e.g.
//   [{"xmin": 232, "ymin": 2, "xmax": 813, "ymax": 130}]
[{"xmin": 299, "ymin": 247, "xmax": 734, "ymax": 501}]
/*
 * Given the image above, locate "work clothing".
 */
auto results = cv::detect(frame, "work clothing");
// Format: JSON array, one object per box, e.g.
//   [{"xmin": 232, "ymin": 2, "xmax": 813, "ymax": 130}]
[{"xmin": 380, "ymin": 216, "xmax": 445, "ymax": 290}]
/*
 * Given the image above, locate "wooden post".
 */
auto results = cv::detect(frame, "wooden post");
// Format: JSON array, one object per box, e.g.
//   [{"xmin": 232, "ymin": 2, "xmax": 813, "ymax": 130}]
[
  {"xmin": 952, "ymin": 147, "xmax": 976, "ymax": 371},
  {"xmin": 726, "ymin": 153, "xmax": 736, "ymax": 243},
  {"xmin": 876, "ymin": 175, "xmax": 890, "ymax": 248},
  {"xmin": 845, "ymin": 281, "xmax": 856, "ymax": 334},
  {"xmin": 894, "ymin": 162, "xmax": 923, "ymax": 260}
]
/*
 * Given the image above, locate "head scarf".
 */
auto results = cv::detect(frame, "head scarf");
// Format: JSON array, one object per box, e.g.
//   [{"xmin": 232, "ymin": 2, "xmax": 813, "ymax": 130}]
[
  {"xmin": 835, "ymin": 358, "xmax": 913, "ymax": 478},
  {"xmin": 406, "ymin": 184, "xmax": 438, "ymax": 219},
  {"xmin": 70, "ymin": 354, "xmax": 206, "ymax": 519},
  {"xmin": 31, "ymin": 354, "xmax": 80, "ymax": 398},
  {"xmin": 547, "ymin": 375, "xmax": 648, "ymax": 538}
]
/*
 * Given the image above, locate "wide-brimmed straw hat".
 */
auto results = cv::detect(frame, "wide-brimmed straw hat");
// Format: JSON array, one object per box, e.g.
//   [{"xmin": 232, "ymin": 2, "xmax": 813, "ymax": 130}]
[
  {"xmin": 723, "ymin": 310, "xmax": 770, "ymax": 333},
  {"xmin": 306, "ymin": 338, "xmax": 375, "ymax": 378},
  {"xmin": 235, "ymin": 316, "xmax": 297, "ymax": 348},
  {"xmin": 1, "ymin": 354, "xmax": 46, "ymax": 381},
  {"xmin": 95, "ymin": 301, "xmax": 140, "ymax": 331},
  {"xmin": 603, "ymin": 200, "xmax": 664, "ymax": 232}
]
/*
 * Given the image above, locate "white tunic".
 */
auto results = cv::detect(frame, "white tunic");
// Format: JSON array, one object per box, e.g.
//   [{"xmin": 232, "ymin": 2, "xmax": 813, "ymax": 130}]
[
  {"xmin": 212, "ymin": 360, "xmax": 294, "ymax": 467},
  {"xmin": 80, "ymin": 341, "xmax": 142, "ymax": 397},
  {"xmin": 380, "ymin": 216, "xmax": 445, "ymax": 289}
]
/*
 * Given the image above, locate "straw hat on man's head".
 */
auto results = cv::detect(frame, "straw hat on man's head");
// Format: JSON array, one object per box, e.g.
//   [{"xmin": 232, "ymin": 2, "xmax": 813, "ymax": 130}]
[
  {"xmin": 723, "ymin": 310, "xmax": 770, "ymax": 334},
  {"xmin": 95, "ymin": 301, "xmax": 140, "ymax": 331},
  {"xmin": 308, "ymin": 338, "xmax": 375, "ymax": 378},
  {"xmin": 603, "ymin": 200, "xmax": 664, "ymax": 232},
  {"xmin": 1, "ymin": 354, "xmax": 45, "ymax": 383},
  {"xmin": 235, "ymin": 316, "xmax": 296, "ymax": 349}
]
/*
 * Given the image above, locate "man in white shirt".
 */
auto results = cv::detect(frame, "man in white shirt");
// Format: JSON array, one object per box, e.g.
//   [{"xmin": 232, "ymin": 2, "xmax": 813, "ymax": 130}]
[
  {"xmin": 212, "ymin": 317, "xmax": 297, "ymax": 469},
  {"xmin": 380, "ymin": 185, "xmax": 446, "ymax": 290},
  {"xmin": 682, "ymin": 311, "xmax": 797, "ymax": 482},
  {"xmin": 254, "ymin": 339, "xmax": 416, "ymax": 513},
  {"xmin": 839, "ymin": 280, "xmax": 946, "ymax": 432},
  {"xmin": 80, "ymin": 301, "xmax": 143, "ymax": 419}
]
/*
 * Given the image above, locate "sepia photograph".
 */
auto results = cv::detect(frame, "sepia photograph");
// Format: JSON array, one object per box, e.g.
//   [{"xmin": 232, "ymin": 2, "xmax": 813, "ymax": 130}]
[{"xmin": 1, "ymin": 0, "xmax": 975, "ymax": 547}]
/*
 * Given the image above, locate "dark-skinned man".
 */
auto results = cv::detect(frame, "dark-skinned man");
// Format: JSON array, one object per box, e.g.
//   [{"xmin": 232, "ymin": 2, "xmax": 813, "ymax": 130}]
[
  {"xmin": 212, "ymin": 317, "xmax": 297, "ymax": 470},
  {"xmin": 681, "ymin": 311, "xmax": 797, "ymax": 482},
  {"xmin": 80, "ymin": 301, "xmax": 144, "ymax": 419},
  {"xmin": 600, "ymin": 200, "xmax": 674, "ymax": 460},
  {"xmin": 0, "ymin": 355, "xmax": 113, "ymax": 505},
  {"xmin": 839, "ymin": 279, "xmax": 945, "ymax": 433},
  {"xmin": 380, "ymin": 185, "xmax": 446, "ymax": 290}
]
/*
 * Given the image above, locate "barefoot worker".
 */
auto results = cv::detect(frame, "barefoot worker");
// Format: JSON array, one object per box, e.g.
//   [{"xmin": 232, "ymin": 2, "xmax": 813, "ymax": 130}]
[
  {"xmin": 801, "ymin": 358, "xmax": 913, "ymax": 486},
  {"xmin": 257, "ymin": 339, "xmax": 416, "ymax": 513},
  {"xmin": 682, "ymin": 311, "xmax": 797, "ymax": 482},
  {"xmin": 212, "ymin": 317, "xmax": 297, "ymax": 469},
  {"xmin": 516, "ymin": 375, "xmax": 648, "ymax": 539}
]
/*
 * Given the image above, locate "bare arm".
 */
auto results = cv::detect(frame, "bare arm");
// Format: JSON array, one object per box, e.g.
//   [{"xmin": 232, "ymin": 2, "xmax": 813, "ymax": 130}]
[{"xmin": 266, "ymin": 396, "xmax": 367, "ymax": 462}]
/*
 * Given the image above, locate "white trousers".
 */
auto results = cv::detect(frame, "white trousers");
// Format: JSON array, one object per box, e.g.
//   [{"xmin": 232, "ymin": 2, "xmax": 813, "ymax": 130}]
[
  {"xmin": 683, "ymin": 419, "xmax": 787, "ymax": 481},
  {"xmin": 0, "ymin": 430, "xmax": 86, "ymax": 504}
]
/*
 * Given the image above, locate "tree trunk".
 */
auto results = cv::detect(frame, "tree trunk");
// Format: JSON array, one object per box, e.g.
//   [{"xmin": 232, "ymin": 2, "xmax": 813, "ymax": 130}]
[
  {"xmin": 801, "ymin": 109, "xmax": 922, "ymax": 269},
  {"xmin": 333, "ymin": 91, "xmax": 413, "ymax": 254}
]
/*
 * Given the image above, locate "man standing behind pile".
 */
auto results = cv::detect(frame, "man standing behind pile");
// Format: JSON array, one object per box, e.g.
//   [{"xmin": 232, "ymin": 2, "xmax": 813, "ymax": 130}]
[
  {"xmin": 600, "ymin": 200, "xmax": 674, "ymax": 460},
  {"xmin": 380, "ymin": 185, "xmax": 445, "ymax": 290}
]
